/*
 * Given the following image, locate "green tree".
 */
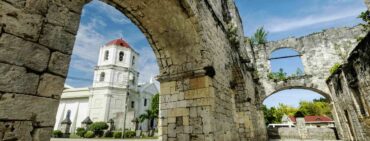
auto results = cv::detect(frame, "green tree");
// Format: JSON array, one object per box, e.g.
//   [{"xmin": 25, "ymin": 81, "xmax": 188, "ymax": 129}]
[
  {"xmin": 297, "ymin": 101, "xmax": 331, "ymax": 117},
  {"xmin": 313, "ymin": 97, "xmax": 329, "ymax": 103},
  {"xmin": 358, "ymin": 10, "xmax": 370, "ymax": 31},
  {"xmin": 139, "ymin": 109, "xmax": 158, "ymax": 137},
  {"xmin": 251, "ymin": 27, "xmax": 268, "ymax": 45},
  {"xmin": 151, "ymin": 93, "xmax": 159, "ymax": 114},
  {"xmin": 263, "ymin": 104, "xmax": 297, "ymax": 124}
]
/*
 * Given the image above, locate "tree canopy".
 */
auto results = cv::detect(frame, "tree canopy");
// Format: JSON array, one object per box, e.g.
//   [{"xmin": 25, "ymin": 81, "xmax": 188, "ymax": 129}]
[{"xmin": 263, "ymin": 98, "xmax": 331, "ymax": 125}]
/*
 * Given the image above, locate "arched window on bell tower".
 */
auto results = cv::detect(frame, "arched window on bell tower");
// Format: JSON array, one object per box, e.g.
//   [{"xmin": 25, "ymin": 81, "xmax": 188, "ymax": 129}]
[
  {"xmin": 104, "ymin": 50, "xmax": 109, "ymax": 61},
  {"xmin": 132, "ymin": 56, "xmax": 135, "ymax": 65},
  {"xmin": 99, "ymin": 72, "xmax": 105, "ymax": 82},
  {"xmin": 119, "ymin": 51, "xmax": 124, "ymax": 61}
]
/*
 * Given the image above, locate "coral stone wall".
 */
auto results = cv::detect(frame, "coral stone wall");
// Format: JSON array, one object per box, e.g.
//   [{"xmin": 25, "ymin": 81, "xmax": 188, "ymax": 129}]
[
  {"xmin": 250, "ymin": 26, "xmax": 366, "ymax": 99},
  {"xmin": 327, "ymin": 32, "xmax": 370, "ymax": 141},
  {"xmin": 0, "ymin": 0, "xmax": 265, "ymax": 140}
]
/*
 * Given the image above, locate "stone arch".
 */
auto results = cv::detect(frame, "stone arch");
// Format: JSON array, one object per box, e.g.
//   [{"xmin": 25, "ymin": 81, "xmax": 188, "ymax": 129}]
[
  {"xmin": 268, "ymin": 46, "xmax": 303, "ymax": 56},
  {"xmin": 99, "ymin": 0, "xmax": 202, "ymax": 75},
  {"xmin": 0, "ymin": 0, "xmax": 261, "ymax": 140},
  {"xmin": 263, "ymin": 85, "xmax": 332, "ymax": 102}
]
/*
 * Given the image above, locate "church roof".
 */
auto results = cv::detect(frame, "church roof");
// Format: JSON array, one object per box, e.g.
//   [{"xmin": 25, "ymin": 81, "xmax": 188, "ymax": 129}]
[{"xmin": 105, "ymin": 38, "xmax": 131, "ymax": 48}]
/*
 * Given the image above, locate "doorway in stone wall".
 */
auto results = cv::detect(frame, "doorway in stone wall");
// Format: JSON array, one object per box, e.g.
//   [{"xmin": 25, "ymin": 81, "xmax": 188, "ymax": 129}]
[
  {"xmin": 53, "ymin": 0, "xmax": 160, "ymax": 138},
  {"xmin": 263, "ymin": 88, "xmax": 339, "ymax": 140}
]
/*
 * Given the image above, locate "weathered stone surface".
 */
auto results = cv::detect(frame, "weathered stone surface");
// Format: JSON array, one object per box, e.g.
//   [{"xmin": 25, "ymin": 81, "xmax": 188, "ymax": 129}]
[
  {"xmin": 37, "ymin": 73, "xmax": 65, "ymax": 98},
  {"xmin": 0, "ymin": 121, "xmax": 33, "ymax": 141},
  {"xmin": 326, "ymin": 32, "xmax": 370, "ymax": 141},
  {"xmin": 46, "ymin": 3, "xmax": 82, "ymax": 34},
  {"xmin": 0, "ymin": 63, "xmax": 39, "ymax": 94},
  {"xmin": 52, "ymin": 0, "xmax": 86, "ymax": 13},
  {"xmin": 0, "ymin": 93, "xmax": 59, "ymax": 126},
  {"xmin": 0, "ymin": 1, "xmax": 43, "ymax": 41},
  {"xmin": 48, "ymin": 51, "xmax": 71, "ymax": 76},
  {"xmin": 0, "ymin": 33, "xmax": 50, "ymax": 72},
  {"xmin": 32, "ymin": 127, "xmax": 52, "ymax": 141},
  {"xmin": 250, "ymin": 25, "xmax": 366, "ymax": 99},
  {"xmin": 39, "ymin": 24, "xmax": 76, "ymax": 54},
  {"xmin": 25, "ymin": 0, "xmax": 49, "ymax": 15}
]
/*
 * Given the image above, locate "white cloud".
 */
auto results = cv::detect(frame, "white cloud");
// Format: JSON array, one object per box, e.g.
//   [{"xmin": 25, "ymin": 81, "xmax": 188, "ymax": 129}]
[
  {"xmin": 265, "ymin": 6, "xmax": 365, "ymax": 33},
  {"xmin": 137, "ymin": 46, "xmax": 159, "ymax": 84}
]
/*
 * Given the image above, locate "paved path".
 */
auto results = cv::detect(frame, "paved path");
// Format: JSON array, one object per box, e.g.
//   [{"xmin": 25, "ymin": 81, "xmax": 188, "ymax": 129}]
[{"xmin": 51, "ymin": 138, "xmax": 158, "ymax": 141}]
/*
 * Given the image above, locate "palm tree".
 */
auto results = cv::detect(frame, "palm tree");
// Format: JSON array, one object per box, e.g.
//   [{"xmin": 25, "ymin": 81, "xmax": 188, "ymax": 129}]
[
  {"xmin": 251, "ymin": 27, "xmax": 268, "ymax": 45},
  {"xmin": 139, "ymin": 109, "xmax": 158, "ymax": 136}
]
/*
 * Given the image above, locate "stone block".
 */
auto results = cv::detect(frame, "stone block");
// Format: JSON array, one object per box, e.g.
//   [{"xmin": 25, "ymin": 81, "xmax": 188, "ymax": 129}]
[
  {"xmin": 25, "ymin": 0, "xmax": 49, "ymax": 15},
  {"xmin": 37, "ymin": 73, "xmax": 65, "ymax": 98},
  {"xmin": 32, "ymin": 127, "xmax": 52, "ymax": 141},
  {"xmin": 168, "ymin": 123, "xmax": 176, "ymax": 138},
  {"xmin": 48, "ymin": 51, "xmax": 71, "ymax": 76},
  {"xmin": 0, "ymin": 63, "xmax": 39, "ymax": 94},
  {"xmin": 46, "ymin": 3, "xmax": 81, "ymax": 34},
  {"xmin": 0, "ymin": 33, "xmax": 50, "ymax": 72},
  {"xmin": 0, "ymin": 93, "xmax": 59, "ymax": 126},
  {"xmin": 39, "ymin": 24, "xmax": 76, "ymax": 54},
  {"xmin": 0, "ymin": 121, "xmax": 33, "ymax": 141},
  {"xmin": 0, "ymin": 1, "xmax": 43, "ymax": 41},
  {"xmin": 52, "ymin": 0, "xmax": 86, "ymax": 13}
]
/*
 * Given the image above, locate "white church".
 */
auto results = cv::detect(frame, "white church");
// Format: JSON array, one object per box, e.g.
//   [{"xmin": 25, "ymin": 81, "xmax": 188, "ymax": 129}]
[{"xmin": 54, "ymin": 38, "xmax": 159, "ymax": 133}]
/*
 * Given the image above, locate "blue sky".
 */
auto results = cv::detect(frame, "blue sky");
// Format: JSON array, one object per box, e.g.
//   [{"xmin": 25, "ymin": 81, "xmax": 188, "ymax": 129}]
[{"xmin": 66, "ymin": 0, "xmax": 366, "ymax": 108}]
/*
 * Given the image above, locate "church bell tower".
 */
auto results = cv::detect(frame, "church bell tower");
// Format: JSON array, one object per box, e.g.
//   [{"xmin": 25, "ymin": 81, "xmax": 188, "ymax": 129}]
[{"xmin": 88, "ymin": 38, "xmax": 139, "ymax": 124}]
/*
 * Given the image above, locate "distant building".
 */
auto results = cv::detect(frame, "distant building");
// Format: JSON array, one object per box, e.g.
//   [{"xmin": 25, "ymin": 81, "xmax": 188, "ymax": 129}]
[
  {"xmin": 54, "ymin": 38, "xmax": 159, "ymax": 133},
  {"xmin": 281, "ymin": 114, "xmax": 335, "ymax": 128}
]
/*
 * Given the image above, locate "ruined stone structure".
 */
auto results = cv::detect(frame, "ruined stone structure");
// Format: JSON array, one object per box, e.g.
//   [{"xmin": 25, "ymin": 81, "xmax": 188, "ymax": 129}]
[
  {"xmin": 0, "ymin": 0, "xmax": 266, "ymax": 140},
  {"xmin": 1, "ymin": 0, "xmax": 370, "ymax": 140},
  {"xmin": 249, "ymin": 25, "xmax": 366, "ymax": 100},
  {"xmin": 326, "ymin": 32, "xmax": 370, "ymax": 141}
]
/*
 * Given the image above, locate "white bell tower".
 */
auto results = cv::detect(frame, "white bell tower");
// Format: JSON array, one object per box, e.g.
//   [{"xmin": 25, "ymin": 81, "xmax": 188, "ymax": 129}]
[{"xmin": 89, "ymin": 38, "xmax": 139, "ymax": 126}]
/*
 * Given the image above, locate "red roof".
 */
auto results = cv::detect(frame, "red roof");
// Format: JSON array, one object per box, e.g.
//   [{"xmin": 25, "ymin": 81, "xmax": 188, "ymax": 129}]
[
  {"xmin": 289, "ymin": 116, "xmax": 333, "ymax": 123},
  {"xmin": 105, "ymin": 38, "xmax": 131, "ymax": 48}
]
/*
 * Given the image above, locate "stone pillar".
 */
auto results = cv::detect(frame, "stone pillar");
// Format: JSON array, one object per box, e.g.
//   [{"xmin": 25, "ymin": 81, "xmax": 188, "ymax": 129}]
[
  {"xmin": 60, "ymin": 111, "xmax": 72, "ymax": 138},
  {"xmin": 81, "ymin": 116, "xmax": 93, "ymax": 129},
  {"xmin": 296, "ymin": 117, "xmax": 308, "ymax": 139},
  {"xmin": 107, "ymin": 119, "xmax": 115, "ymax": 131},
  {"xmin": 158, "ymin": 73, "xmax": 238, "ymax": 141}
]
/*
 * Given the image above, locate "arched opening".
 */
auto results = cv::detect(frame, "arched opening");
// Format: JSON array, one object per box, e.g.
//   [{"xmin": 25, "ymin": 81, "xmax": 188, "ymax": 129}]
[
  {"xmin": 56, "ymin": 0, "xmax": 162, "ymax": 138},
  {"xmin": 269, "ymin": 48, "xmax": 304, "ymax": 77},
  {"xmin": 119, "ymin": 51, "xmax": 124, "ymax": 62},
  {"xmin": 263, "ymin": 88, "xmax": 339, "ymax": 140},
  {"xmin": 104, "ymin": 50, "xmax": 109, "ymax": 61},
  {"xmin": 99, "ymin": 72, "xmax": 105, "ymax": 82}
]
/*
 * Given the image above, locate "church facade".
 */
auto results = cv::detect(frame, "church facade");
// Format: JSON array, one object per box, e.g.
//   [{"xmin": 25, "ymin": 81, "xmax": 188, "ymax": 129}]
[{"xmin": 54, "ymin": 38, "xmax": 159, "ymax": 133}]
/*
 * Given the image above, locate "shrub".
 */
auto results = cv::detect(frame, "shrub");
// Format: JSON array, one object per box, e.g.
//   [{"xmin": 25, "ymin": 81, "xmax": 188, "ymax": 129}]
[
  {"xmin": 88, "ymin": 122, "xmax": 109, "ymax": 137},
  {"xmin": 113, "ymin": 132, "xmax": 122, "ymax": 138},
  {"xmin": 52, "ymin": 130, "xmax": 63, "ymax": 138},
  {"xmin": 84, "ymin": 131, "xmax": 95, "ymax": 138},
  {"xmin": 76, "ymin": 128, "xmax": 86, "ymax": 137},
  {"xmin": 124, "ymin": 130, "xmax": 136, "ymax": 138},
  {"xmin": 329, "ymin": 63, "xmax": 341, "ymax": 74},
  {"xmin": 267, "ymin": 68, "xmax": 287, "ymax": 81},
  {"xmin": 104, "ymin": 131, "xmax": 113, "ymax": 138}
]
